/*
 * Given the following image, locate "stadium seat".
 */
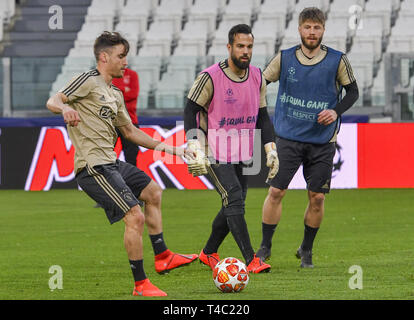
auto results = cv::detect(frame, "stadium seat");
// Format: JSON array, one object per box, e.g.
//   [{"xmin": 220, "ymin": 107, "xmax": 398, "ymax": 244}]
[
  {"xmin": 364, "ymin": 0, "xmax": 392, "ymax": 36},
  {"xmin": 323, "ymin": 18, "xmax": 348, "ymax": 52},
  {"xmin": 120, "ymin": 0, "xmax": 157, "ymax": 19},
  {"xmin": 371, "ymin": 60, "xmax": 386, "ymax": 106},
  {"xmin": 0, "ymin": 0, "xmax": 15, "ymax": 23},
  {"xmin": 174, "ymin": 17, "xmax": 210, "ymax": 56},
  {"xmin": 250, "ymin": 55, "xmax": 268, "ymax": 70},
  {"xmin": 86, "ymin": 0, "xmax": 122, "ymax": 30},
  {"xmin": 255, "ymin": 0, "xmax": 292, "ymax": 39},
  {"xmin": 115, "ymin": 0, "xmax": 158, "ymax": 56},
  {"xmin": 266, "ymin": 81, "xmax": 280, "ymax": 107},
  {"xmin": 279, "ymin": 13, "xmax": 300, "ymax": 50},
  {"xmin": 347, "ymin": 52, "xmax": 374, "ymax": 106},
  {"xmin": 188, "ymin": 0, "xmax": 226, "ymax": 37},
  {"xmin": 252, "ymin": 13, "xmax": 284, "ymax": 57},
  {"xmin": 387, "ymin": 13, "xmax": 414, "ymax": 53},
  {"xmin": 293, "ymin": 0, "xmax": 331, "ymax": 15},
  {"xmin": 155, "ymin": 70, "xmax": 190, "ymax": 109},
  {"xmin": 72, "ymin": 19, "xmax": 113, "ymax": 58},
  {"xmin": 0, "ymin": 14, "xmax": 3, "ymax": 41},
  {"xmin": 399, "ymin": 0, "xmax": 414, "ymax": 16},
  {"xmin": 50, "ymin": 57, "xmax": 95, "ymax": 96},
  {"xmin": 174, "ymin": 38, "xmax": 208, "ymax": 57},
  {"xmin": 209, "ymin": 15, "xmax": 252, "ymax": 56},
  {"xmin": 329, "ymin": 0, "xmax": 366, "ymax": 14},
  {"xmin": 138, "ymin": 0, "xmax": 190, "ymax": 58},
  {"xmin": 155, "ymin": 0, "xmax": 192, "ymax": 28},
  {"xmin": 116, "ymin": 0, "xmax": 157, "ymax": 45},
  {"xmin": 139, "ymin": 38, "xmax": 171, "ymax": 57},
  {"xmin": 224, "ymin": 0, "xmax": 261, "ymax": 19},
  {"xmin": 128, "ymin": 56, "xmax": 163, "ymax": 109},
  {"xmin": 351, "ymin": 14, "xmax": 385, "ymax": 63}
]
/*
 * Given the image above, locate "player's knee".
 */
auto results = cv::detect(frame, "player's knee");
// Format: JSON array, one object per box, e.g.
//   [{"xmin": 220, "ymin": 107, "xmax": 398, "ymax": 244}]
[
  {"xmin": 268, "ymin": 187, "xmax": 286, "ymax": 202},
  {"xmin": 309, "ymin": 192, "xmax": 325, "ymax": 209},
  {"xmin": 150, "ymin": 185, "xmax": 163, "ymax": 205},
  {"xmin": 125, "ymin": 206, "xmax": 145, "ymax": 230}
]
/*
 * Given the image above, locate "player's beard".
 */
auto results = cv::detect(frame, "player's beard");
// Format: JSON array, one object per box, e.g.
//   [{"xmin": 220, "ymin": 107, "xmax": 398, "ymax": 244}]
[
  {"xmin": 300, "ymin": 35, "xmax": 323, "ymax": 50},
  {"xmin": 230, "ymin": 52, "xmax": 251, "ymax": 70}
]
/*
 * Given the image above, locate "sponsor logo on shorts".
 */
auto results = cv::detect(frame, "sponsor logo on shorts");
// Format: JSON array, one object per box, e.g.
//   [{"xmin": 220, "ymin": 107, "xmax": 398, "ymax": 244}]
[
  {"xmin": 321, "ymin": 180, "xmax": 330, "ymax": 189},
  {"xmin": 121, "ymin": 189, "xmax": 134, "ymax": 202}
]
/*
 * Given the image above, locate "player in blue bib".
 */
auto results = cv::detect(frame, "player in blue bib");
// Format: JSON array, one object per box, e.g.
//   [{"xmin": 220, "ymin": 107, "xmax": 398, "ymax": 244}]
[{"xmin": 256, "ymin": 7, "xmax": 359, "ymax": 268}]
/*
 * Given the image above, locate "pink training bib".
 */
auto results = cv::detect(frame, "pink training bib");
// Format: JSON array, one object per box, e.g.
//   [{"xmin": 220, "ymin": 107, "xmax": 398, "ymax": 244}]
[{"xmin": 204, "ymin": 62, "xmax": 261, "ymax": 163}]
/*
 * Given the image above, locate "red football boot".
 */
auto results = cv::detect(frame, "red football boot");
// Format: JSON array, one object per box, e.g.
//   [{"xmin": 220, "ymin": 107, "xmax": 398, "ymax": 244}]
[
  {"xmin": 247, "ymin": 254, "xmax": 271, "ymax": 273},
  {"xmin": 132, "ymin": 278, "xmax": 167, "ymax": 297},
  {"xmin": 155, "ymin": 249, "xmax": 198, "ymax": 274},
  {"xmin": 199, "ymin": 249, "xmax": 220, "ymax": 270}
]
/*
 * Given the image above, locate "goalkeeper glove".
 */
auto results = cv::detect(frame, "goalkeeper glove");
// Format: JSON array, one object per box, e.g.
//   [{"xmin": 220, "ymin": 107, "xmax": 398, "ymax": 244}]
[
  {"xmin": 264, "ymin": 142, "xmax": 279, "ymax": 182},
  {"xmin": 185, "ymin": 139, "xmax": 209, "ymax": 177}
]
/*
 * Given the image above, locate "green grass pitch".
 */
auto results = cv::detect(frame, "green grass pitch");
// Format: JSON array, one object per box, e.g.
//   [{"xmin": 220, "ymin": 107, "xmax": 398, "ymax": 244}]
[{"xmin": 0, "ymin": 188, "xmax": 413, "ymax": 300}]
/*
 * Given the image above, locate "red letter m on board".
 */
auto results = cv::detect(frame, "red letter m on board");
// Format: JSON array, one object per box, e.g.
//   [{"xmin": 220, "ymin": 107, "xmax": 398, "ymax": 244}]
[{"xmin": 25, "ymin": 127, "xmax": 74, "ymax": 191}]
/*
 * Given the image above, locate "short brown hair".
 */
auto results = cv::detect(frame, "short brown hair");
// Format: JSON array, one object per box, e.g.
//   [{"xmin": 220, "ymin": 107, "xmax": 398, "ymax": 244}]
[
  {"xmin": 299, "ymin": 7, "xmax": 326, "ymax": 26},
  {"xmin": 93, "ymin": 31, "xmax": 130, "ymax": 61}
]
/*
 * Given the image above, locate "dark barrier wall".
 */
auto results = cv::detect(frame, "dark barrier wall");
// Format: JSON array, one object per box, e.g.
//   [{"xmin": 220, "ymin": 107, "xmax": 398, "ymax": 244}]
[{"xmin": 9, "ymin": 116, "xmax": 414, "ymax": 192}]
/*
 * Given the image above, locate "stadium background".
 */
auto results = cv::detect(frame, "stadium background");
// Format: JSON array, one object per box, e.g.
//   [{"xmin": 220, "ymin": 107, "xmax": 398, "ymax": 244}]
[{"xmin": 1, "ymin": 0, "xmax": 413, "ymax": 191}]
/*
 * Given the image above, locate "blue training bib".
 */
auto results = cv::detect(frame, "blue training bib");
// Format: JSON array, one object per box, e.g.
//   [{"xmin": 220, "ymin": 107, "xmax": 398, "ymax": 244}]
[{"xmin": 273, "ymin": 45, "xmax": 343, "ymax": 144}]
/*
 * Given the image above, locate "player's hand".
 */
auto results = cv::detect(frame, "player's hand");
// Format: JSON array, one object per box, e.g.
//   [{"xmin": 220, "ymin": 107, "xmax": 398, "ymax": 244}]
[
  {"xmin": 62, "ymin": 105, "xmax": 81, "ymax": 127},
  {"xmin": 317, "ymin": 109, "xmax": 337, "ymax": 126},
  {"xmin": 265, "ymin": 142, "xmax": 279, "ymax": 181},
  {"xmin": 185, "ymin": 139, "xmax": 209, "ymax": 176}
]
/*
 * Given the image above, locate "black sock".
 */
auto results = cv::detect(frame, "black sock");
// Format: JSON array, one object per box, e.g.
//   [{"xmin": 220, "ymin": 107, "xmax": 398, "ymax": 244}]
[
  {"xmin": 227, "ymin": 215, "xmax": 255, "ymax": 265},
  {"xmin": 129, "ymin": 259, "xmax": 146, "ymax": 282},
  {"xmin": 301, "ymin": 224, "xmax": 319, "ymax": 251},
  {"xmin": 149, "ymin": 232, "xmax": 168, "ymax": 256},
  {"xmin": 204, "ymin": 209, "xmax": 229, "ymax": 254},
  {"xmin": 260, "ymin": 222, "xmax": 277, "ymax": 249}
]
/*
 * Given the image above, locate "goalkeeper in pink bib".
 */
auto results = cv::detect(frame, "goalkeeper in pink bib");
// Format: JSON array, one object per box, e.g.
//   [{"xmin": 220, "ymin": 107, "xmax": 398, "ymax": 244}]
[{"xmin": 183, "ymin": 24, "xmax": 278, "ymax": 273}]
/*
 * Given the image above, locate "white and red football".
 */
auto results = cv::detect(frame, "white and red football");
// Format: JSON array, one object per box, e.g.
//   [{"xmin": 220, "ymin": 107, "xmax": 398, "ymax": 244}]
[{"xmin": 212, "ymin": 257, "xmax": 249, "ymax": 293}]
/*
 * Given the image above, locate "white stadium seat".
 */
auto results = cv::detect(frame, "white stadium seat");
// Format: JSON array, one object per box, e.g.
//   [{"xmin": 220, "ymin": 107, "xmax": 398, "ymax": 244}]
[
  {"xmin": 293, "ymin": 0, "xmax": 331, "ymax": 15},
  {"xmin": 371, "ymin": 60, "xmax": 386, "ymax": 106},
  {"xmin": 329, "ymin": 0, "xmax": 366, "ymax": 14},
  {"xmin": 0, "ymin": 0, "xmax": 15, "ymax": 23},
  {"xmin": 50, "ymin": 57, "xmax": 96, "ymax": 97},
  {"xmin": 351, "ymin": 14, "xmax": 385, "ymax": 63},
  {"xmin": 46, "ymin": 0, "xmax": 410, "ymax": 110},
  {"xmin": 323, "ymin": 17, "xmax": 348, "ymax": 52},
  {"xmin": 0, "ymin": 14, "xmax": 3, "ymax": 41}
]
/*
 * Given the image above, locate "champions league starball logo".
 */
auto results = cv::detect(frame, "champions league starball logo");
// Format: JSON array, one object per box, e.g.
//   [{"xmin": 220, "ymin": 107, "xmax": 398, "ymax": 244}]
[
  {"xmin": 332, "ymin": 143, "xmax": 344, "ymax": 178},
  {"xmin": 287, "ymin": 67, "xmax": 298, "ymax": 83}
]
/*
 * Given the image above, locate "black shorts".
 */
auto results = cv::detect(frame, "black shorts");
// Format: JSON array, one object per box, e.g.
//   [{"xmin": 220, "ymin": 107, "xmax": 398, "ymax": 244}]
[
  {"xmin": 268, "ymin": 137, "xmax": 336, "ymax": 193},
  {"xmin": 76, "ymin": 159, "xmax": 152, "ymax": 224}
]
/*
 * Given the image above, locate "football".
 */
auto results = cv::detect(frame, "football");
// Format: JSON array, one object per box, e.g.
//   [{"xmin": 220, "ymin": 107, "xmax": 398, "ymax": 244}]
[{"xmin": 212, "ymin": 257, "xmax": 249, "ymax": 293}]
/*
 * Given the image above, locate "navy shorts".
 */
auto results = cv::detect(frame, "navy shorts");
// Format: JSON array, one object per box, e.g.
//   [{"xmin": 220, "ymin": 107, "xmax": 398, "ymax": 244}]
[
  {"xmin": 268, "ymin": 136, "xmax": 336, "ymax": 193},
  {"xmin": 76, "ymin": 160, "xmax": 152, "ymax": 224}
]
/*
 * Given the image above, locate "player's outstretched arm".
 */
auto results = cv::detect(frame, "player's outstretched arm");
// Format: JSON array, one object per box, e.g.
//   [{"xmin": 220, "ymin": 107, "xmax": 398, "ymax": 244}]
[
  {"xmin": 117, "ymin": 123, "xmax": 192, "ymax": 158},
  {"xmin": 46, "ymin": 93, "xmax": 81, "ymax": 127}
]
